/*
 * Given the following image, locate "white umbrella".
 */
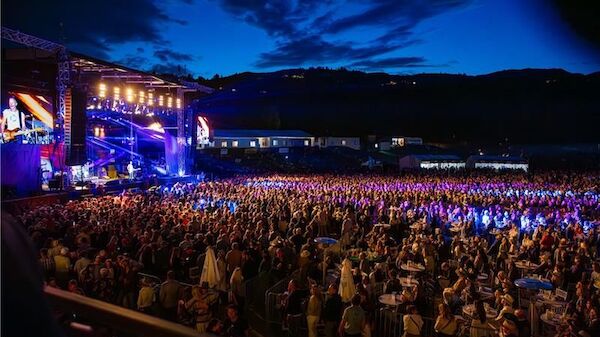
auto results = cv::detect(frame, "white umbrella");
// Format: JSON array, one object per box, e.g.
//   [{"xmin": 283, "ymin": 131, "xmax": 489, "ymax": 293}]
[
  {"xmin": 200, "ymin": 246, "xmax": 221, "ymax": 288},
  {"xmin": 339, "ymin": 258, "xmax": 356, "ymax": 303}
]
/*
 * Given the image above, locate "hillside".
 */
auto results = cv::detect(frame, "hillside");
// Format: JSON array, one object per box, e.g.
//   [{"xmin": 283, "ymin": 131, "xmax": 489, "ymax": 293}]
[{"xmin": 192, "ymin": 68, "xmax": 600, "ymax": 144}]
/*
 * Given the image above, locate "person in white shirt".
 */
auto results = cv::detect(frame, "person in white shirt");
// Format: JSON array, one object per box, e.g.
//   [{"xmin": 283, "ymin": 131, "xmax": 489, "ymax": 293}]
[
  {"xmin": 495, "ymin": 294, "xmax": 515, "ymax": 322},
  {"xmin": 127, "ymin": 161, "xmax": 135, "ymax": 179},
  {"xmin": 1, "ymin": 97, "xmax": 27, "ymax": 142},
  {"xmin": 403, "ymin": 305, "xmax": 423, "ymax": 337}
]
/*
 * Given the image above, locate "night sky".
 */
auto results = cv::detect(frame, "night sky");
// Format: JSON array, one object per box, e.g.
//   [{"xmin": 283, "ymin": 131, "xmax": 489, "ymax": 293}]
[{"xmin": 2, "ymin": 0, "xmax": 599, "ymax": 77}]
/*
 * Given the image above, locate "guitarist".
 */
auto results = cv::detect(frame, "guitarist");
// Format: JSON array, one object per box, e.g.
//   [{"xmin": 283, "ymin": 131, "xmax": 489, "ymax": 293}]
[{"xmin": 1, "ymin": 97, "xmax": 27, "ymax": 143}]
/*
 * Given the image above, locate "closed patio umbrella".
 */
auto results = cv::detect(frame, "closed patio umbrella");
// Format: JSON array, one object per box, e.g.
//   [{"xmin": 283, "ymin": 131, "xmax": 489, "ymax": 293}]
[
  {"xmin": 200, "ymin": 246, "xmax": 221, "ymax": 288},
  {"xmin": 339, "ymin": 258, "xmax": 356, "ymax": 303}
]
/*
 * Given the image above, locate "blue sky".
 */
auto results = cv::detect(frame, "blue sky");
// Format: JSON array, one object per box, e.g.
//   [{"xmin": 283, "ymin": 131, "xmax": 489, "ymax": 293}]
[{"xmin": 3, "ymin": 0, "xmax": 599, "ymax": 77}]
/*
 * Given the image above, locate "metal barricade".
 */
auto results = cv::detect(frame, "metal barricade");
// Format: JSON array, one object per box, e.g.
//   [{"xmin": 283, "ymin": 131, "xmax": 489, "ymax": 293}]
[{"xmin": 264, "ymin": 270, "xmax": 300, "ymax": 325}]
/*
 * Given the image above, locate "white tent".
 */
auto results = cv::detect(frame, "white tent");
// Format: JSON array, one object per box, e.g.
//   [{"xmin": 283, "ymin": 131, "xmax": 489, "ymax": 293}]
[
  {"xmin": 200, "ymin": 246, "xmax": 221, "ymax": 288},
  {"xmin": 339, "ymin": 258, "xmax": 356, "ymax": 303}
]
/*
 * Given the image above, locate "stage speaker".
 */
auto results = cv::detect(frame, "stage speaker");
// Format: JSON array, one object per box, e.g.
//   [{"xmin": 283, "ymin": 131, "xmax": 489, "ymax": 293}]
[
  {"xmin": 48, "ymin": 178, "xmax": 60, "ymax": 190},
  {"xmin": 65, "ymin": 87, "xmax": 87, "ymax": 166}
]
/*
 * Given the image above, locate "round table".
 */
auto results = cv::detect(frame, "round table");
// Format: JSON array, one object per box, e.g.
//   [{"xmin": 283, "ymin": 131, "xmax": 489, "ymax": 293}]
[
  {"xmin": 315, "ymin": 237, "xmax": 338, "ymax": 245},
  {"xmin": 315, "ymin": 237, "xmax": 338, "ymax": 285},
  {"xmin": 477, "ymin": 286, "xmax": 494, "ymax": 299},
  {"xmin": 515, "ymin": 261, "xmax": 539, "ymax": 271},
  {"xmin": 536, "ymin": 294, "xmax": 566, "ymax": 307},
  {"xmin": 401, "ymin": 263, "xmax": 425, "ymax": 273},
  {"xmin": 477, "ymin": 273, "xmax": 489, "ymax": 281},
  {"xmin": 374, "ymin": 223, "xmax": 391, "ymax": 229},
  {"xmin": 539, "ymin": 312, "xmax": 562, "ymax": 327},
  {"xmin": 399, "ymin": 277, "xmax": 419, "ymax": 288},
  {"xmin": 379, "ymin": 294, "xmax": 404, "ymax": 306},
  {"xmin": 462, "ymin": 304, "xmax": 497, "ymax": 319},
  {"xmin": 514, "ymin": 278, "xmax": 553, "ymax": 290}
]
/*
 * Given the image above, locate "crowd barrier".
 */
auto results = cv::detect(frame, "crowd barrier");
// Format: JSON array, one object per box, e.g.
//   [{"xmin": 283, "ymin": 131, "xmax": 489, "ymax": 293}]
[
  {"xmin": 45, "ymin": 286, "xmax": 201, "ymax": 337},
  {"xmin": 265, "ymin": 270, "xmax": 301, "ymax": 325}
]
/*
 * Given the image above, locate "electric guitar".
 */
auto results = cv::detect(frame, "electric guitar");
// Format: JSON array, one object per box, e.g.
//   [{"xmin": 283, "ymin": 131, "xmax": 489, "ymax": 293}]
[{"xmin": 2, "ymin": 127, "xmax": 46, "ymax": 142}]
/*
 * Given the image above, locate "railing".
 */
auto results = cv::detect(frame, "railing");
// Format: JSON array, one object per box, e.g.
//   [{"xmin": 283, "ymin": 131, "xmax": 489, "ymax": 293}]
[
  {"xmin": 374, "ymin": 310, "xmax": 500, "ymax": 337},
  {"xmin": 264, "ymin": 269, "xmax": 300, "ymax": 325},
  {"xmin": 45, "ymin": 286, "xmax": 201, "ymax": 337}
]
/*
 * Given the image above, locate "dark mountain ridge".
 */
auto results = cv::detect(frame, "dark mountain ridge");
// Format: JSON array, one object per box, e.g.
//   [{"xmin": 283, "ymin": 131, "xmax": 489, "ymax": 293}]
[{"xmin": 191, "ymin": 68, "xmax": 600, "ymax": 144}]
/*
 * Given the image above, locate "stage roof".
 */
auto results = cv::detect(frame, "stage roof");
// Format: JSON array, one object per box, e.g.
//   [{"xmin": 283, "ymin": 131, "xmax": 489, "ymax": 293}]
[
  {"xmin": 2, "ymin": 48, "xmax": 213, "ymax": 93},
  {"xmin": 70, "ymin": 52, "xmax": 199, "ymax": 90}
]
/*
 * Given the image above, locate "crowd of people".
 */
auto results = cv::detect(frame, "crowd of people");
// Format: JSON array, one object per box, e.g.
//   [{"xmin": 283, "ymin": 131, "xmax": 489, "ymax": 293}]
[{"xmin": 17, "ymin": 170, "xmax": 600, "ymax": 337}]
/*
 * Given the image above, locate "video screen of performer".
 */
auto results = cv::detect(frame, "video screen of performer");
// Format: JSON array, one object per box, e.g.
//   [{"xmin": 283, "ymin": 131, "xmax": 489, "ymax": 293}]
[{"xmin": 1, "ymin": 92, "xmax": 54, "ymax": 144}]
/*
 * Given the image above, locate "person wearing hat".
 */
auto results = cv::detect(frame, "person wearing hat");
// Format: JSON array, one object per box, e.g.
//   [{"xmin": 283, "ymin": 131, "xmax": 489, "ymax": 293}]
[
  {"xmin": 435, "ymin": 303, "xmax": 458, "ymax": 337},
  {"xmin": 495, "ymin": 294, "xmax": 514, "ymax": 322},
  {"xmin": 184, "ymin": 284, "xmax": 212, "ymax": 333},
  {"xmin": 402, "ymin": 305, "xmax": 423, "ymax": 337}
]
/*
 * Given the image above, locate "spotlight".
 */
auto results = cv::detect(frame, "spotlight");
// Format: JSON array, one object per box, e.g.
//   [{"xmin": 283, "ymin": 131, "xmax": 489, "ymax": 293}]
[
  {"xmin": 167, "ymin": 96, "xmax": 173, "ymax": 108},
  {"xmin": 158, "ymin": 95, "xmax": 164, "ymax": 106},
  {"xmin": 126, "ymin": 88, "xmax": 134, "ymax": 102},
  {"xmin": 148, "ymin": 92, "xmax": 153, "ymax": 106},
  {"xmin": 176, "ymin": 98, "xmax": 181, "ymax": 109},
  {"xmin": 113, "ymin": 87, "xmax": 120, "ymax": 101},
  {"xmin": 139, "ymin": 91, "xmax": 145, "ymax": 104},
  {"xmin": 98, "ymin": 83, "xmax": 106, "ymax": 98}
]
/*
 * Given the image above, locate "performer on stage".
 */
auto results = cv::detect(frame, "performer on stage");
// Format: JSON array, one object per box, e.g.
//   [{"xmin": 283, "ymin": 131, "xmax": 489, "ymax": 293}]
[
  {"xmin": 1, "ymin": 97, "xmax": 28, "ymax": 143},
  {"xmin": 127, "ymin": 161, "xmax": 135, "ymax": 180}
]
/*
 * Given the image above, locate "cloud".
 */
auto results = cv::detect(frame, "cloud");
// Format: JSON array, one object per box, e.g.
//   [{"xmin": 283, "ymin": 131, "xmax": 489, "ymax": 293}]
[
  {"xmin": 255, "ymin": 35, "xmax": 397, "ymax": 68},
  {"xmin": 150, "ymin": 62, "xmax": 193, "ymax": 76},
  {"xmin": 116, "ymin": 55, "xmax": 150, "ymax": 69},
  {"xmin": 1, "ymin": 0, "xmax": 190, "ymax": 59},
  {"xmin": 216, "ymin": 0, "xmax": 471, "ymax": 70},
  {"xmin": 215, "ymin": 0, "xmax": 298, "ymax": 37},
  {"xmin": 347, "ymin": 56, "xmax": 427, "ymax": 69},
  {"xmin": 153, "ymin": 49, "xmax": 195, "ymax": 62},
  {"xmin": 324, "ymin": 0, "xmax": 470, "ymax": 34}
]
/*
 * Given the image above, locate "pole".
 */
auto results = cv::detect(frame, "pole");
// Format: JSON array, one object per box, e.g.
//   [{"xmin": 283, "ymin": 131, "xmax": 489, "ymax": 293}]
[{"xmin": 322, "ymin": 246, "xmax": 327, "ymax": 286}]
